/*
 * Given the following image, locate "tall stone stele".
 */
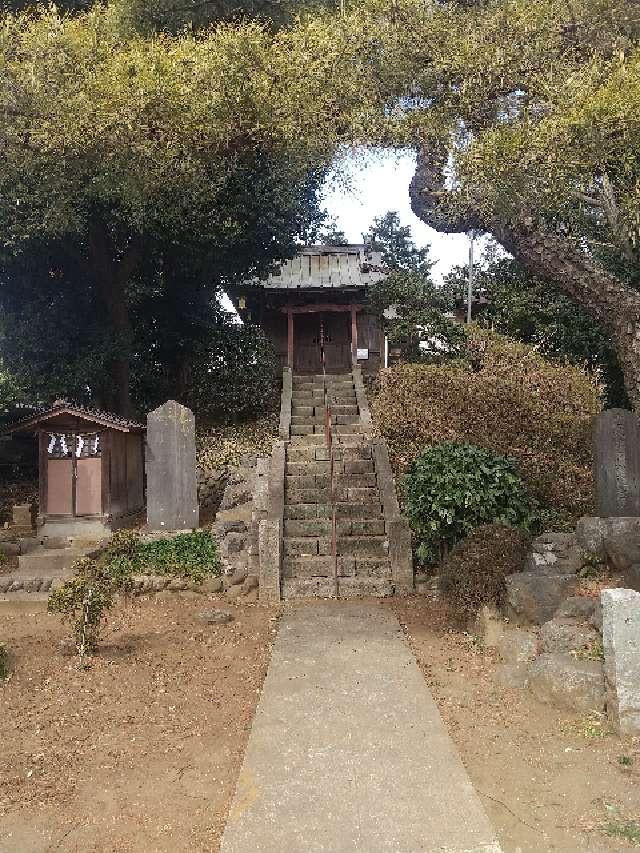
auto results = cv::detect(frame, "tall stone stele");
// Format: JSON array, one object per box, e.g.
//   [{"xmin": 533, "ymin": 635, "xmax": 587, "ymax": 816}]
[
  {"xmin": 146, "ymin": 400, "xmax": 199, "ymax": 531},
  {"xmin": 602, "ymin": 588, "xmax": 640, "ymax": 736},
  {"xmin": 592, "ymin": 408, "xmax": 640, "ymax": 517}
]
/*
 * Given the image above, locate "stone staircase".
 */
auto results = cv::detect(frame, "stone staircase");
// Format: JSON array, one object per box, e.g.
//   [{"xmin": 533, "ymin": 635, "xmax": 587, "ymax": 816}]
[{"xmin": 280, "ymin": 372, "xmax": 400, "ymax": 600}]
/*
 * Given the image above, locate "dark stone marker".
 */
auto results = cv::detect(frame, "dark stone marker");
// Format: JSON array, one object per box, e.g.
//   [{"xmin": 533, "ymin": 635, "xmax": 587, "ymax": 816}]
[
  {"xmin": 593, "ymin": 408, "xmax": 640, "ymax": 517},
  {"xmin": 147, "ymin": 400, "xmax": 199, "ymax": 531}
]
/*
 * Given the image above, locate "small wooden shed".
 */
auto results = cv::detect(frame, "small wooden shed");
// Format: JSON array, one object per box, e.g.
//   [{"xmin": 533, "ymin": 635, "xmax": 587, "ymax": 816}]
[{"xmin": 5, "ymin": 402, "xmax": 145, "ymax": 537}]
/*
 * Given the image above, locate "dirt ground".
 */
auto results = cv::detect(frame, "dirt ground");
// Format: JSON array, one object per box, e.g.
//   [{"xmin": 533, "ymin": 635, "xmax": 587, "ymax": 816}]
[
  {"xmin": 389, "ymin": 597, "xmax": 640, "ymax": 853},
  {"xmin": 0, "ymin": 595, "xmax": 277, "ymax": 853}
]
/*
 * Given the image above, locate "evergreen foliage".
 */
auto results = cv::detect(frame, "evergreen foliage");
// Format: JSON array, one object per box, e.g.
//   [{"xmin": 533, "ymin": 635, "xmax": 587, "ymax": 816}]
[{"xmin": 404, "ymin": 442, "xmax": 535, "ymax": 565}]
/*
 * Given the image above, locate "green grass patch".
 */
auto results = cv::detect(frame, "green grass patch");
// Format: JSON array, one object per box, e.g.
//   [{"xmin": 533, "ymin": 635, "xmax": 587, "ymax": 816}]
[
  {"xmin": 603, "ymin": 820, "xmax": 640, "ymax": 844},
  {"xmin": 135, "ymin": 531, "xmax": 221, "ymax": 583}
]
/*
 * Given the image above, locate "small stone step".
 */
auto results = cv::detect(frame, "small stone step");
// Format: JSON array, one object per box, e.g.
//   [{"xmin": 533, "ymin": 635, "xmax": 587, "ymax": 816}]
[
  {"xmin": 333, "ymin": 423, "xmax": 368, "ymax": 435},
  {"xmin": 284, "ymin": 537, "xmax": 332, "ymax": 557},
  {"xmin": 284, "ymin": 519, "xmax": 332, "ymax": 537},
  {"xmin": 329, "ymin": 394, "xmax": 357, "ymax": 403},
  {"xmin": 289, "ymin": 434, "xmax": 325, "ymax": 446},
  {"xmin": 334, "ymin": 460, "xmax": 375, "ymax": 475},
  {"xmin": 337, "ymin": 536, "xmax": 388, "ymax": 557},
  {"xmin": 282, "ymin": 557, "xmax": 334, "ymax": 578},
  {"xmin": 291, "ymin": 414, "xmax": 326, "ymax": 426},
  {"xmin": 286, "ymin": 474, "xmax": 330, "ymax": 490},
  {"xmin": 332, "ymin": 446, "xmax": 372, "ymax": 461},
  {"xmin": 287, "ymin": 446, "xmax": 330, "ymax": 462},
  {"xmin": 282, "ymin": 577, "xmax": 336, "ymax": 598},
  {"xmin": 337, "ymin": 577, "xmax": 394, "ymax": 597},
  {"xmin": 285, "ymin": 461, "xmax": 331, "ymax": 476},
  {"xmin": 286, "ymin": 488, "xmax": 330, "ymax": 504},
  {"xmin": 281, "ymin": 576, "xmax": 393, "ymax": 599},
  {"xmin": 337, "ymin": 519, "xmax": 385, "ymax": 536},
  {"xmin": 335, "ymin": 472, "xmax": 377, "ymax": 488},
  {"xmin": 331, "ymin": 415, "xmax": 361, "ymax": 426},
  {"xmin": 353, "ymin": 557, "xmax": 392, "ymax": 577},
  {"xmin": 290, "ymin": 424, "xmax": 315, "ymax": 435},
  {"xmin": 334, "ymin": 486, "xmax": 381, "ymax": 503},
  {"xmin": 285, "ymin": 504, "xmax": 333, "ymax": 520},
  {"xmin": 334, "ymin": 503, "xmax": 383, "ymax": 519}
]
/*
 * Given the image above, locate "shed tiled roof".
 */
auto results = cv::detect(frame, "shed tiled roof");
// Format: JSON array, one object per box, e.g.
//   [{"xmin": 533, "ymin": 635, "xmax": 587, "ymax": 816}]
[
  {"xmin": 4, "ymin": 401, "xmax": 145, "ymax": 434},
  {"xmin": 245, "ymin": 245, "xmax": 387, "ymax": 290}
]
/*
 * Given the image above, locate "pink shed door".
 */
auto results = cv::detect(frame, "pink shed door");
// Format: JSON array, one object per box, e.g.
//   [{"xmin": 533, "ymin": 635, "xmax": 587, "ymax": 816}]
[
  {"xmin": 47, "ymin": 459, "xmax": 73, "ymax": 515},
  {"xmin": 76, "ymin": 458, "xmax": 102, "ymax": 515},
  {"xmin": 75, "ymin": 434, "xmax": 102, "ymax": 516}
]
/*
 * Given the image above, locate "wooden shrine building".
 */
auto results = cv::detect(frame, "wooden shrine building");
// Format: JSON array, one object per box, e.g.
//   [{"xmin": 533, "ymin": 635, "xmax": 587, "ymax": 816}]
[
  {"xmin": 230, "ymin": 245, "xmax": 387, "ymax": 374},
  {"xmin": 5, "ymin": 402, "xmax": 145, "ymax": 537}
]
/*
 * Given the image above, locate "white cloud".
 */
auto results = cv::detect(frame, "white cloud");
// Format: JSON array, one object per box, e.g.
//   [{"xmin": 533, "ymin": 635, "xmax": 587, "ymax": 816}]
[{"xmin": 320, "ymin": 148, "xmax": 474, "ymax": 283}]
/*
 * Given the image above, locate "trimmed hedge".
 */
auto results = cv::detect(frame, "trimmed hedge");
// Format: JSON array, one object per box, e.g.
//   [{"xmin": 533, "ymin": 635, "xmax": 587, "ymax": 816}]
[{"xmin": 373, "ymin": 329, "xmax": 601, "ymax": 525}]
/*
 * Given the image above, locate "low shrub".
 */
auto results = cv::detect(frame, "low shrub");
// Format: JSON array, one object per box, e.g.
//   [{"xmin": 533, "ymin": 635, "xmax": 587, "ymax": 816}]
[
  {"xmin": 196, "ymin": 415, "xmax": 278, "ymax": 472},
  {"xmin": 48, "ymin": 554, "xmax": 133, "ymax": 659},
  {"xmin": 439, "ymin": 523, "xmax": 530, "ymax": 620},
  {"xmin": 48, "ymin": 529, "xmax": 221, "ymax": 658},
  {"xmin": 404, "ymin": 441, "xmax": 536, "ymax": 565},
  {"xmin": 373, "ymin": 328, "xmax": 601, "ymax": 525}
]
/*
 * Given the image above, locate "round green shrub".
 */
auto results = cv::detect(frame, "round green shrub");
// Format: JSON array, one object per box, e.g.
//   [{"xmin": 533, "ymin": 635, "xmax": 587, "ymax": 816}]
[
  {"xmin": 403, "ymin": 441, "xmax": 536, "ymax": 565},
  {"xmin": 439, "ymin": 523, "xmax": 529, "ymax": 620}
]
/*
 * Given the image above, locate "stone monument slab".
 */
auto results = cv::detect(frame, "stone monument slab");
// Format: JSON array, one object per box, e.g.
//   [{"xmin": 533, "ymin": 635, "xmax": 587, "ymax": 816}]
[
  {"xmin": 146, "ymin": 400, "xmax": 199, "ymax": 531},
  {"xmin": 602, "ymin": 588, "xmax": 640, "ymax": 736},
  {"xmin": 592, "ymin": 408, "xmax": 640, "ymax": 517}
]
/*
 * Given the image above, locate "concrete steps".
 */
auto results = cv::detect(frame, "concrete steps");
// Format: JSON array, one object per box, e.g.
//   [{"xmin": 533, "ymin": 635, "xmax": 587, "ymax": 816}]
[{"xmin": 282, "ymin": 372, "xmax": 392, "ymax": 600}]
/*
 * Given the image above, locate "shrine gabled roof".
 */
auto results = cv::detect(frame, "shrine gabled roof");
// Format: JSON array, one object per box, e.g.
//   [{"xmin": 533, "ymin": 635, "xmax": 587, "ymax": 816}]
[
  {"xmin": 3, "ymin": 401, "xmax": 146, "ymax": 434},
  {"xmin": 242, "ymin": 245, "xmax": 387, "ymax": 291}
]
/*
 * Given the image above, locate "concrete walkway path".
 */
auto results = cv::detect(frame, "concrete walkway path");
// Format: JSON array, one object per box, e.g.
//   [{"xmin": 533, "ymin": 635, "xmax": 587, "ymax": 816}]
[{"xmin": 221, "ymin": 602, "xmax": 502, "ymax": 853}]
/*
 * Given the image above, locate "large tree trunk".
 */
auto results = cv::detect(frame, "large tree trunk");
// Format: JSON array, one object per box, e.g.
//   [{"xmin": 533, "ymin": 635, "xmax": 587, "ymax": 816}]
[
  {"xmin": 87, "ymin": 220, "xmax": 142, "ymax": 417},
  {"xmin": 410, "ymin": 152, "xmax": 640, "ymax": 409}
]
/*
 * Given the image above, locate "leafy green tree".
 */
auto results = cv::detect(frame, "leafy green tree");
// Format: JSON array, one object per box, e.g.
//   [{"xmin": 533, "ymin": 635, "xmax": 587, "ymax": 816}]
[
  {"xmin": 363, "ymin": 211, "xmax": 464, "ymax": 361},
  {"xmin": 372, "ymin": 0, "xmax": 640, "ymax": 407},
  {"xmin": 0, "ymin": 6, "xmax": 362, "ymax": 413},
  {"xmin": 364, "ymin": 210, "xmax": 431, "ymax": 273},
  {"xmin": 445, "ymin": 252, "xmax": 629, "ymax": 408}
]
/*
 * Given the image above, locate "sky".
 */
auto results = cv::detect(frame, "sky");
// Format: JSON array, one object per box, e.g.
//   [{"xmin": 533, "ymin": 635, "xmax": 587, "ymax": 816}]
[
  {"xmin": 320, "ymin": 148, "xmax": 472, "ymax": 283},
  {"xmin": 221, "ymin": 148, "xmax": 475, "ymax": 314}
]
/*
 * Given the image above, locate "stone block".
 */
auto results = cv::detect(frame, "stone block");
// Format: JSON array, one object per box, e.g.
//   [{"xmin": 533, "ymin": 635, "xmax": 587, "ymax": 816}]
[
  {"xmin": 11, "ymin": 503, "xmax": 33, "ymax": 528},
  {"xmin": 540, "ymin": 618, "xmax": 599, "ymax": 654},
  {"xmin": 554, "ymin": 596, "xmax": 598, "ymax": 622},
  {"xmin": 505, "ymin": 572, "xmax": 578, "ymax": 625},
  {"xmin": 496, "ymin": 628, "xmax": 538, "ymax": 664},
  {"xmin": 602, "ymin": 588, "xmax": 640, "ymax": 735},
  {"xmin": 146, "ymin": 400, "xmax": 199, "ymax": 531},
  {"xmin": 258, "ymin": 519, "xmax": 281, "ymax": 604},
  {"xmin": 592, "ymin": 409, "xmax": 640, "ymax": 516},
  {"xmin": 528, "ymin": 653, "xmax": 605, "ymax": 712}
]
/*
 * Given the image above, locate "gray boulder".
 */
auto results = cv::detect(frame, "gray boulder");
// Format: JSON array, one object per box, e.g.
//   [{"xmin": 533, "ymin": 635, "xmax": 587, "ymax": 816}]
[
  {"xmin": 532, "ymin": 532, "xmax": 577, "ymax": 552},
  {"xmin": 604, "ymin": 531, "xmax": 640, "ymax": 572},
  {"xmin": 494, "ymin": 663, "xmax": 529, "ymax": 689},
  {"xmin": 505, "ymin": 572, "xmax": 578, "ymax": 625},
  {"xmin": 540, "ymin": 618, "xmax": 599, "ymax": 654},
  {"xmin": 496, "ymin": 628, "xmax": 538, "ymax": 664},
  {"xmin": 554, "ymin": 595, "xmax": 597, "ymax": 621},
  {"xmin": 528, "ymin": 653, "xmax": 605, "ymax": 712}
]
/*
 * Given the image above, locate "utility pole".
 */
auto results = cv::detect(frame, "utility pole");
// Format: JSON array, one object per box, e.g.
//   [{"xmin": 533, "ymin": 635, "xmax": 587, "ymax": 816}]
[{"xmin": 467, "ymin": 234, "xmax": 474, "ymax": 324}]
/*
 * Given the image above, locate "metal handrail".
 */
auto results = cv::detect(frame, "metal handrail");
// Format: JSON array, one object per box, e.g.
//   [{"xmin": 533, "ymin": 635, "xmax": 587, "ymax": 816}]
[{"xmin": 320, "ymin": 321, "xmax": 339, "ymax": 598}]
